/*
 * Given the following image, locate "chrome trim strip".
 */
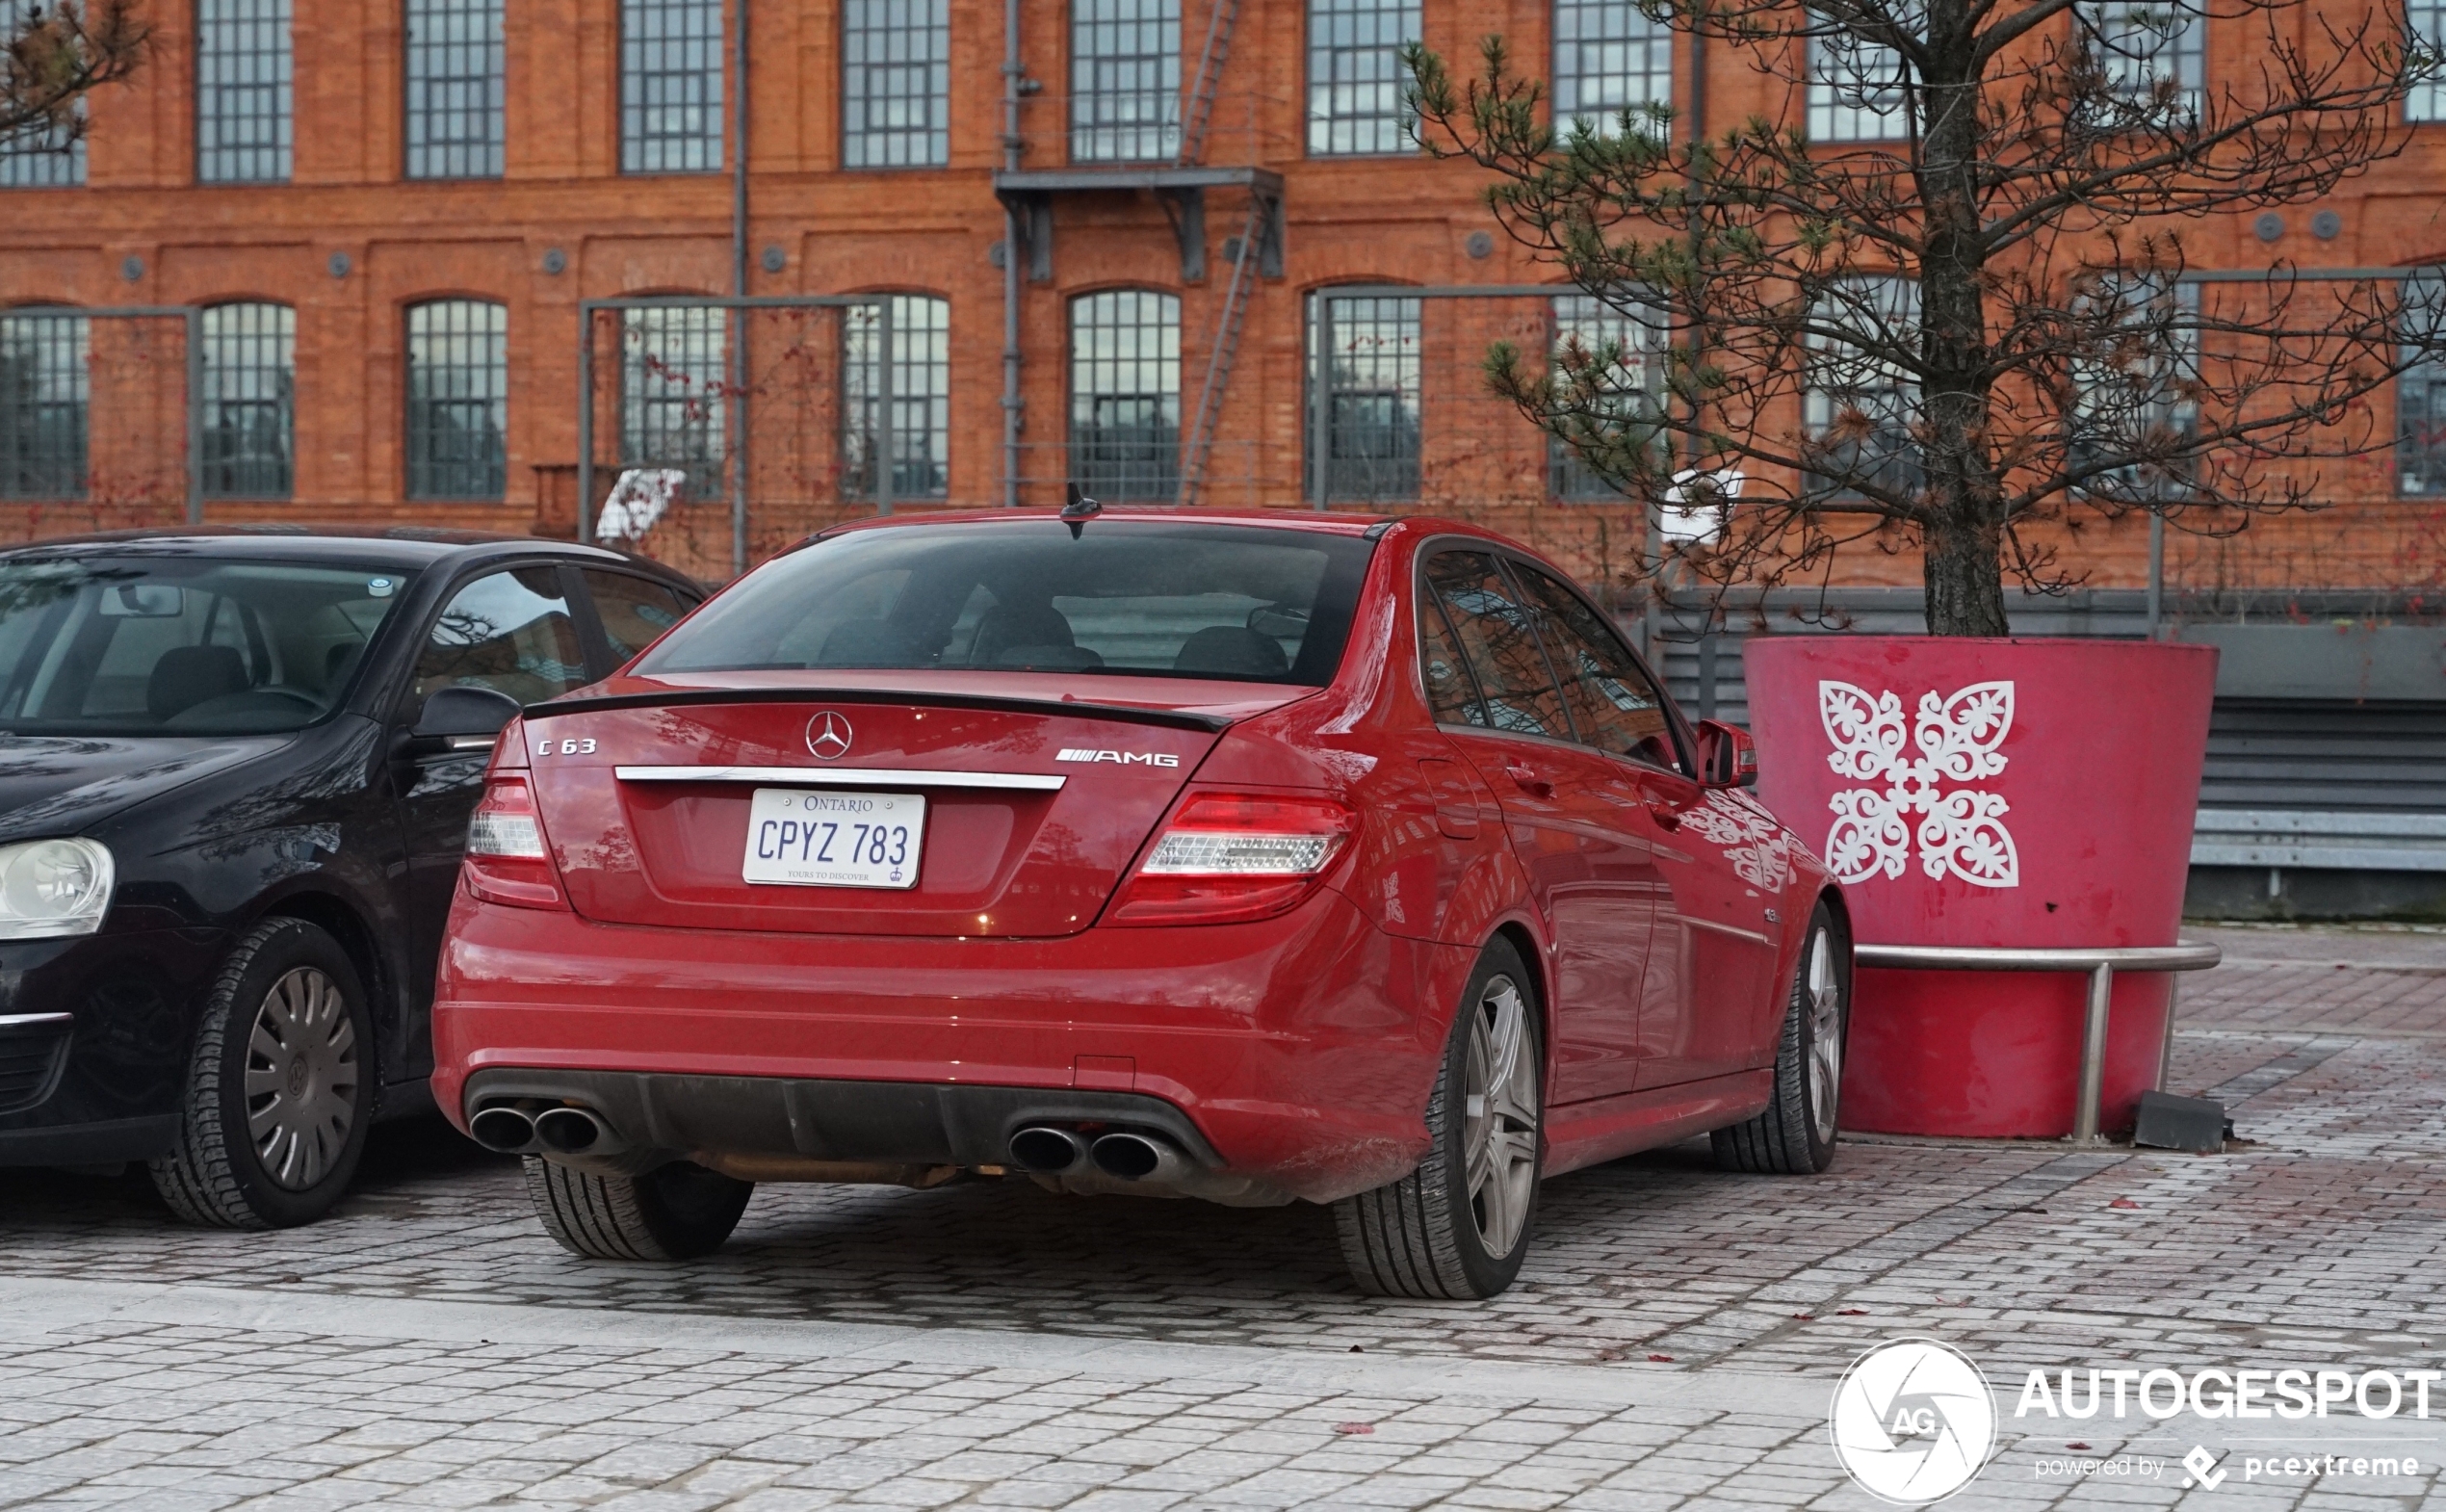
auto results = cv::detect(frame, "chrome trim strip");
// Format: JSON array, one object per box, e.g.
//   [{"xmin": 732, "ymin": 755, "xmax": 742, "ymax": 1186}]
[
  {"xmin": 615, "ymin": 766, "xmax": 1067, "ymax": 792},
  {"xmin": 0, "ymin": 1013, "xmax": 72, "ymax": 1029}
]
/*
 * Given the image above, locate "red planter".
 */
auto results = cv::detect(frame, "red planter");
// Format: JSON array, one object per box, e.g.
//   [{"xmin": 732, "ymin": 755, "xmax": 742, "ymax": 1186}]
[{"xmin": 1744, "ymin": 637, "xmax": 2219, "ymax": 1137}]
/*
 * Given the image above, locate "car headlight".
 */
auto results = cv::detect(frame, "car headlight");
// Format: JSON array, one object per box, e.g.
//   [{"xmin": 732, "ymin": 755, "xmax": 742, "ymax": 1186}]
[{"xmin": 0, "ymin": 838, "xmax": 116, "ymax": 940}]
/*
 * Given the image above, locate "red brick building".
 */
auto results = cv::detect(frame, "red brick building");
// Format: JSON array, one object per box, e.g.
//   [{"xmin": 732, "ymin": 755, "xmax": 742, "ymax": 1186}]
[{"xmin": 0, "ymin": 0, "xmax": 2439, "ymax": 594}]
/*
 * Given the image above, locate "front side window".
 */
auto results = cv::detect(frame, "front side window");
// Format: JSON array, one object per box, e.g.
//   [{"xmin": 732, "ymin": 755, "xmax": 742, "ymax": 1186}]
[
  {"xmin": 622, "ymin": 0, "xmax": 723, "ymax": 173},
  {"xmin": 844, "ymin": 295, "xmax": 950, "ymax": 501},
  {"xmin": 406, "ymin": 300, "xmax": 508, "ymax": 502},
  {"xmin": 406, "ymin": 0, "xmax": 507, "ymax": 179},
  {"xmin": 197, "ymin": 0, "xmax": 294, "ymax": 183},
  {"xmin": 0, "ymin": 312, "xmax": 89, "ymax": 501},
  {"xmin": 1552, "ymin": 0, "xmax": 1671, "ymax": 131},
  {"xmin": 621, "ymin": 306, "xmax": 727, "ymax": 502},
  {"xmin": 413, "ymin": 567, "xmax": 588, "ymax": 709},
  {"xmin": 638, "ymin": 521, "xmax": 1374, "ymax": 685},
  {"xmin": 202, "ymin": 302, "xmax": 295, "ymax": 500},
  {"xmin": 1804, "ymin": 274, "xmax": 1920, "ymax": 499},
  {"xmin": 0, "ymin": 557, "xmax": 413, "ymax": 735},
  {"xmin": 1513, "ymin": 562, "xmax": 1679, "ymax": 769},
  {"xmin": 1071, "ymin": 289, "xmax": 1181, "ymax": 504},
  {"xmin": 1422, "ymin": 551, "xmax": 1572, "ymax": 741},
  {"xmin": 843, "ymin": 0, "xmax": 950, "ymax": 168},
  {"xmin": 1308, "ymin": 292, "xmax": 1420, "ymax": 502},
  {"xmin": 1307, "ymin": 0, "xmax": 1422, "ymax": 155},
  {"xmin": 1807, "ymin": 29, "xmax": 1911, "ymax": 143},
  {"xmin": 1074, "ymin": 0, "xmax": 1180, "ymax": 162}
]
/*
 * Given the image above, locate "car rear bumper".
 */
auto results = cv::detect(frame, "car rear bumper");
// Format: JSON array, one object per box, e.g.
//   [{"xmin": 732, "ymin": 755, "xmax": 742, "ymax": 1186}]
[{"xmin": 432, "ymin": 887, "xmax": 1470, "ymax": 1204}]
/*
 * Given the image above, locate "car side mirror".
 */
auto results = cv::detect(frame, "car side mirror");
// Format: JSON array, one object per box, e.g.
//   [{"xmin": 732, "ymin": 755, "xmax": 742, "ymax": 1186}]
[
  {"xmin": 1695, "ymin": 718, "xmax": 1758, "ymax": 789},
  {"xmin": 409, "ymin": 686, "xmax": 522, "ymax": 754}
]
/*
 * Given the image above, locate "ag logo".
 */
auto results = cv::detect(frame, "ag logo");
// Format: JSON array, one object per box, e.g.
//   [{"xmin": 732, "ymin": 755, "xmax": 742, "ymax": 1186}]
[
  {"xmin": 806, "ymin": 711, "xmax": 853, "ymax": 760},
  {"xmin": 1829, "ymin": 1339, "xmax": 1996, "ymax": 1504}
]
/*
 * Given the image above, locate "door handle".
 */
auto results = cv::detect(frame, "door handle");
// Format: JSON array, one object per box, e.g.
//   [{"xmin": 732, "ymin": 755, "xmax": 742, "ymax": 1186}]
[{"xmin": 1504, "ymin": 761, "xmax": 1553, "ymax": 798}]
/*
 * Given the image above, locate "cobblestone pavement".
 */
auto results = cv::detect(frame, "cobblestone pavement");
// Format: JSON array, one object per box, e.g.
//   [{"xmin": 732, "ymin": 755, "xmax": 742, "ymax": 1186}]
[{"xmin": 4, "ymin": 924, "xmax": 2443, "ymax": 1510}]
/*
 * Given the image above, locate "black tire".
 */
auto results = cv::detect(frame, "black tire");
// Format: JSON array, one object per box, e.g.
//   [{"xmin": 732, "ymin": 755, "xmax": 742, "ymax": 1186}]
[
  {"xmin": 524, "ymin": 1156, "xmax": 753, "ymax": 1261},
  {"xmin": 1713, "ymin": 898, "xmax": 1850, "ymax": 1175},
  {"xmin": 148, "ymin": 918, "xmax": 375, "ymax": 1229},
  {"xmin": 1335, "ymin": 936, "xmax": 1545, "ymax": 1300}
]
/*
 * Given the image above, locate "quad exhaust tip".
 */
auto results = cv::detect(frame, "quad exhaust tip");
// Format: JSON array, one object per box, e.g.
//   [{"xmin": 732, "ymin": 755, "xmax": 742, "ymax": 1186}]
[
  {"xmin": 1089, "ymin": 1131, "xmax": 1186, "ymax": 1184},
  {"xmin": 533, "ymin": 1107, "xmax": 609, "ymax": 1154},
  {"xmin": 469, "ymin": 1107, "xmax": 536, "ymax": 1154},
  {"xmin": 1007, "ymin": 1125, "xmax": 1086, "ymax": 1173}
]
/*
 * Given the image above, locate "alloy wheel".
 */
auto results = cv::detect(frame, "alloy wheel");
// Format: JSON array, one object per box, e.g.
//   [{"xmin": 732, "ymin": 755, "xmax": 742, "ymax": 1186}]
[
  {"xmin": 1462, "ymin": 974, "xmax": 1539, "ymax": 1260},
  {"xmin": 243, "ymin": 966, "xmax": 359, "ymax": 1191},
  {"xmin": 1805, "ymin": 927, "xmax": 1844, "ymax": 1145}
]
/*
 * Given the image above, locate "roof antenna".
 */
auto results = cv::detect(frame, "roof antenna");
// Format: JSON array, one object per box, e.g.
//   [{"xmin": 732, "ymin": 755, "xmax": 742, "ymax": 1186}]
[{"xmin": 1061, "ymin": 482, "xmax": 1102, "ymax": 539}]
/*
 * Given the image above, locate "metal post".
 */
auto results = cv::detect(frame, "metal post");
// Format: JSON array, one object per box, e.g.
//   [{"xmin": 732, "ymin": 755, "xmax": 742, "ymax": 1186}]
[
  {"xmin": 184, "ymin": 307, "xmax": 204, "ymax": 525},
  {"xmin": 729, "ymin": 0, "xmax": 752, "ymax": 579},
  {"xmin": 2072, "ymin": 962, "xmax": 2115, "ymax": 1143},
  {"xmin": 577, "ymin": 309, "xmax": 595, "ymax": 546},
  {"xmin": 2156, "ymin": 978, "xmax": 2179, "ymax": 1091},
  {"xmin": 2146, "ymin": 511, "xmax": 2165, "ymax": 640},
  {"xmin": 1001, "ymin": 0, "xmax": 1023, "ymax": 508},
  {"xmin": 1311, "ymin": 295, "xmax": 1332, "ymax": 509},
  {"xmin": 875, "ymin": 299, "xmax": 896, "ymax": 516}
]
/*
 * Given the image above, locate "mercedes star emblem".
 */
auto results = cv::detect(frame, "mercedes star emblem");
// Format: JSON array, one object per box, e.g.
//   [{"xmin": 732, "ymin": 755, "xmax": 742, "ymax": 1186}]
[{"xmin": 806, "ymin": 711, "xmax": 854, "ymax": 760}]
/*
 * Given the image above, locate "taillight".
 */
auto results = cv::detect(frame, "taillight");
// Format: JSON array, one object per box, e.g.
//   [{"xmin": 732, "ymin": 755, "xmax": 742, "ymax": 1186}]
[
  {"xmin": 461, "ymin": 774, "xmax": 568, "ymax": 910},
  {"xmin": 1106, "ymin": 791, "xmax": 1356, "ymax": 926}
]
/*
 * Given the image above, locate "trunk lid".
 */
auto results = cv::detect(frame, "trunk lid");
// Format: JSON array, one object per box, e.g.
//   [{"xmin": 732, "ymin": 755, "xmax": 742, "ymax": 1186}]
[{"xmin": 520, "ymin": 673, "xmax": 1307, "ymax": 938}]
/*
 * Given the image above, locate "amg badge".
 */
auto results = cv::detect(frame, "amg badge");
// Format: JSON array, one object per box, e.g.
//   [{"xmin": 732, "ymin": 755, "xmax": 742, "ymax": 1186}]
[{"xmin": 1055, "ymin": 748, "xmax": 1181, "ymax": 768}]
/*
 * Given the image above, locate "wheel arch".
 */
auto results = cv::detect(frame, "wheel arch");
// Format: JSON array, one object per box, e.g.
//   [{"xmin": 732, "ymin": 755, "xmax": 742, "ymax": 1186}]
[
  {"xmin": 1486, "ymin": 918, "xmax": 1552, "ymax": 1053},
  {"xmin": 252, "ymin": 890, "xmax": 390, "ymax": 1078}
]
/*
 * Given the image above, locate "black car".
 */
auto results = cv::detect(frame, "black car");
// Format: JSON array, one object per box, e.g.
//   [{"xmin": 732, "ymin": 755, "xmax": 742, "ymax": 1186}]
[{"xmin": 0, "ymin": 528, "xmax": 703, "ymax": 1226}]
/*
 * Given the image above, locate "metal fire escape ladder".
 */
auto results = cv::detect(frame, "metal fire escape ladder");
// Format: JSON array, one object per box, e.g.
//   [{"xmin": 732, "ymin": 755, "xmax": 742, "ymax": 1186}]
[
  {"xmin": 1176, "ymin": 0, "xmax": 1241, "ymax": 169},
  {"xmin": 1179, "ymin": 195, "xmax": 1265, "ymax": 507}
]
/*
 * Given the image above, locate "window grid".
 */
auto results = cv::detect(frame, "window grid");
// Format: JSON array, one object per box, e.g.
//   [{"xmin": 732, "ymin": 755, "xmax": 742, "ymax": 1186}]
[
  {"xmin": 0, "ymin": 110, "xmax": 85, "ymax": 188},
  {"xmin": 1307, "ymin": 293, "xmax": 1421, "ymax": 501},
  {"xmin": 2413, "ymin": 2, "xmax": 2446, "ymax": 120},
  {"xmin": 1807, "ymin": 33, "xmax": 1910, "ymax": 143},
  {"xmin": 1549, "ymin": 295, "xmax": 1668, "ymax": 501},
  {"xmin": 202, "ymin": 303, "xmax": 295, "ymax": 500},
  {"xmin": 196, "ymin": 0, "xmax": 294, "ymax": 183},
  {"xmin": 1551, "ymin": 0, "xmax": 1671, "ymax": 132},
  {"xmin": 621, "ymin": 306, "xmax": 727, "ymax": 501},
  {"xmin": 0, "ymin": 313, "xmax": 89, "ymax": 500},
  {"xmin": 622, "ymin": 0, "xmax": 724, "ymax": 174},
  {"xmin": 1804, "ymin": 275, "xmax": 1919, "ymax": 498},
  {"xmin": 2069, "ymin": 275, "xmax": 2199, "ymax": 502},
  {"xmin": 2079, "ymin": 1, "xmax": 2204, "ymax": 117},
  {"xmin": 844, "ymin": 295, "xmax": 951, "ymax": 501},
  {"xmin": 406, "ymin": 300, "xmax": 508, "ymax": 501},
  {"xmin": 1070, "ymin": 290, "xmax": 1181, "ymax": 502},
  {"xmin": 1073, "ymin": 0, "xmax": 1181, "ymax": 163},
  {"xmin": 407, "ymin": 0, "xmax": 506, "ymax": 179},
  {"xmin": 844, "ymin": 0, "xmax": 950, "ymax": 169},
  {"xmin": 2399, "ymin": 278, "xmax": 2446, "ymax": 495},
  {"xmin": 1307, "ymin": 0, "xmax": 1422, "ymax": 156}
]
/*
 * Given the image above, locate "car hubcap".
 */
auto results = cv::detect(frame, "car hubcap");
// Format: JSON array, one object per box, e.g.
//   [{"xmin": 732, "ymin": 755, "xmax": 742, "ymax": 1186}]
[
  {"xmin": 1806, "ymin": 927, "xmax": 1843, "ymax": 1145},
  {"xmin": 1463, "ymin": 974, "xmax": 1539, "ymax": 1261},
  {"xmin": 243, "ymin": 966, "xmax": 357, "ymax": 1191}
]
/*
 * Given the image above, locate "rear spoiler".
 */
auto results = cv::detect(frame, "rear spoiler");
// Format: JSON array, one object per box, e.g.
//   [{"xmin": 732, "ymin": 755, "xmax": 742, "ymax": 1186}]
[{"xmin": 525, "ymin": 685, "xmax": 1236, "ymax": 734}]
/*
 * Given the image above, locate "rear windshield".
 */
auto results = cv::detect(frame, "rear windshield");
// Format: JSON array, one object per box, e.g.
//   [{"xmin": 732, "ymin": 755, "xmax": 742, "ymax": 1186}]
[
  {"xmin": 639, "ymin": 521, "xmax": 1375, "ymax": 686},
  {"xmin": 0, "ymin": 556, "xmax": 414, "ymax": 736}
]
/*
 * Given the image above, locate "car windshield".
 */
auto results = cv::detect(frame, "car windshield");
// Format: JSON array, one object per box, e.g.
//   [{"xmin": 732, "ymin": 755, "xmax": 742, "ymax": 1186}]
[
  {"xmin": 639, "ymin": 521, "xmax": 1375, "ymax": 686},
  {"xmin": 0, "ymin": 556, "xmax": 415, "ymax": 737}
]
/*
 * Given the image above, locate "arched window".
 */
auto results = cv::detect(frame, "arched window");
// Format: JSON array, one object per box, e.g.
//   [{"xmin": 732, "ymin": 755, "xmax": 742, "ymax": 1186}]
[
  {"xmin": 0, "ymin": 309, "xmax": 88, "ymax": 500},
  {"xmin": 405, "ymin": 300, "xmax": 508, "ymax": 501},
  {"xmin": 202, "ymin": 302, "xmax": 295, "ymax": 500},
  {"xmin": 845, "ymin": 295, "xmax": 950, "ymax": 501},
  {"xmin": 1070, "ymin": 290, "xmax": 1180, "ymax": 503},
  {"xmin": 620, "ymin": 304, "xmax": 726, "ymax": 500}
]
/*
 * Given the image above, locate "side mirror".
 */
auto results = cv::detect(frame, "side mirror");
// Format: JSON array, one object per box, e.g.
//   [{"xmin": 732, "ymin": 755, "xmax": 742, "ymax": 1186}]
[
  {"xmin": 409, "ymin": 686, "xmax": 522, "ymax": 754},
  {"xmin": 1695, "ymin": 718, "xmax": 1758, "ymax": 789}
]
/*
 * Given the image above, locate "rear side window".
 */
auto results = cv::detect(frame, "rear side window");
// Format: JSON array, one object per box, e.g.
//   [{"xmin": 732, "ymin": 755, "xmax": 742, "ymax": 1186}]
[
  {"xmin": 1512, "ymin": 563, "xmax": 1683, "ymax": 772},
  {"xmin": 584, "ymin": 569, "xmax": 693, "ymax": 665},
  {"xmin": 638, "ymin": 522, "xmax": 1375, "ymax": 686},
  {"xmin": 413, "ymin": 568, "xmax": 589, "ymax": 709},
  {"xmin": 1418, "ymin": 595, "xmax": 1486, "ymax": 727},
  {"xmin": 1422, "ymin": 551, "xmax": 1572, "ymax": 741}
]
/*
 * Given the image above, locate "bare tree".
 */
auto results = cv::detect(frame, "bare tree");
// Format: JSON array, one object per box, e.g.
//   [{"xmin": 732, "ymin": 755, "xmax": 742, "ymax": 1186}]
[
  {"xmin": 1407, "ymin": 0, "xmax": 2441, "ymax": 634},
  {"xmin": 4, "ymin": 1, "xmax": 147, "ymax": 144}
]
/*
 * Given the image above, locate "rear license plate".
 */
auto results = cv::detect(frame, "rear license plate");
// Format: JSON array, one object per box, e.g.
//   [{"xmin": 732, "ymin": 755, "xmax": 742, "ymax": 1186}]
[{"xmin": 742, "ymin": 788, "xmax": 924, "ymax": 889}]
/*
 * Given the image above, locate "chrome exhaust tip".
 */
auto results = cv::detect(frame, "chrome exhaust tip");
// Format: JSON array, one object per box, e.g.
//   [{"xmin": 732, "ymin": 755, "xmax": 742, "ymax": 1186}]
[
  {"xmin": 469, "ymin": 1106, "xmax": 536, "ymax": 1154},
  {"xmin": 533, "ymin": 1107, "xmax": 609, "ymax": 1154},
  {"xmin": 1007, "ymin": 1126, "xmax": 1087, "ymax": 1173},
  {"xmin": 1089, "ymin": 1132, "xmax": 1186, "ymax": 1183}
]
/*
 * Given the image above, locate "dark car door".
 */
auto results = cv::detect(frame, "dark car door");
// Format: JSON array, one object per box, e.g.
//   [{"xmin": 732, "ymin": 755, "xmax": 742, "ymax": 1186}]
[
  {"xmin": 1420, "ymin": 548, "xmax": 1658, "ymax": 1108},
  {"xmin": 388, "ymin": 563, "xmax": 596, "ymax": 1061}
]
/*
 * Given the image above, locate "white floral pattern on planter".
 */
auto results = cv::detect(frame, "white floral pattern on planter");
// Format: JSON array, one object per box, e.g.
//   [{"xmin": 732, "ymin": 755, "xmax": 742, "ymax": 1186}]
[
  {"xmin": 1818, "ymin": 680, "xmax": 2019, "ymax": 888},
  {"xmin": 1675, "ymin": 788, "xmax": 1796, "ymax": 892}
]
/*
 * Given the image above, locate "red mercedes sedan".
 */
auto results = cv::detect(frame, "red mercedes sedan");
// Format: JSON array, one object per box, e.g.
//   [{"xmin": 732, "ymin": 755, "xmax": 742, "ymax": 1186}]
[{"xmin": 431, "ymin": 511, "xmax": 1850, "ymax": 1298}]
